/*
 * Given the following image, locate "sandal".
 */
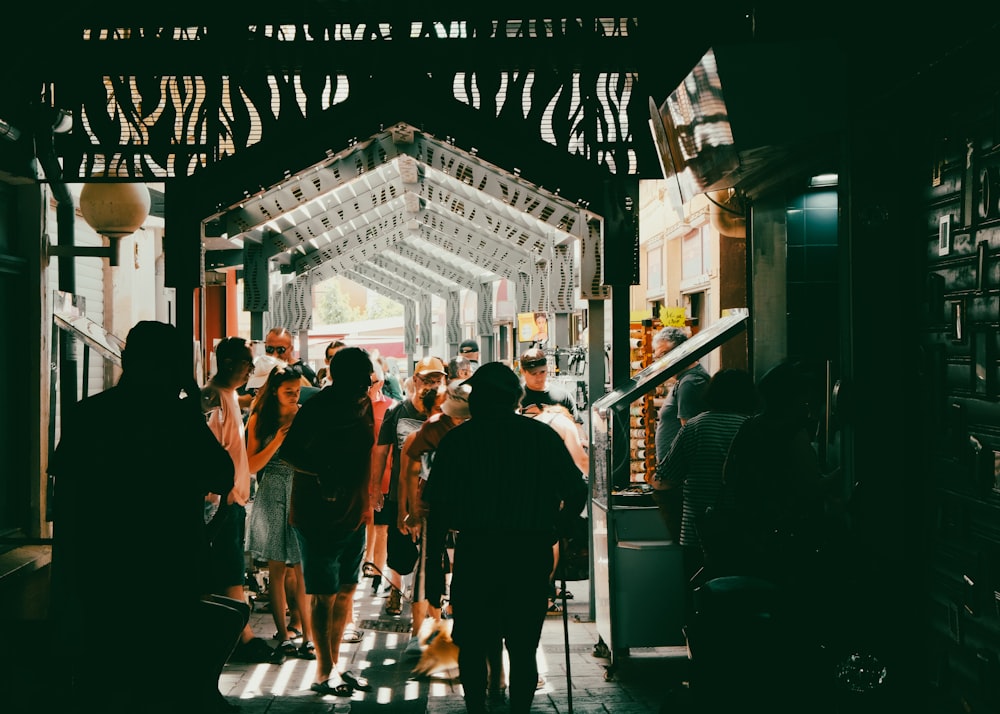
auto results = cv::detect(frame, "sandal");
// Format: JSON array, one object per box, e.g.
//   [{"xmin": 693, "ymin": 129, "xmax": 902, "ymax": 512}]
[
  {"xmin": 362, "ymin": 561, "xmax": 378, "ymax": 577},
  {"xmin": 342, "ymin": 628, "xmax": 365, "ymax": 644},
  {"xmin": 310, "ymin": 680, "xmax": 353, "ymax": 697},
  {"xmin": 278, "ymin": 639, "xmax": 298, "ymax": 656},
  {"xmin": 385, "ymin": 589, "xmax": 402, "ymax": 616},
  {"xmin": 341, "ymin": 671, "xmax": 372, "ymax": 692},
  {"xmin": 297, "ymin": 641, "xmax": 316, "ymax": 660},
  {"xmin": 274, "ymin": 627, "xmax": 302, "ymax": 641}
]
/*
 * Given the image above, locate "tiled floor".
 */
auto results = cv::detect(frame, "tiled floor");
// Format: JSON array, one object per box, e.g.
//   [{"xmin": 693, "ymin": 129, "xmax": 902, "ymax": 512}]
[{"xmin": 218, "ymin": 574, "xmax": 687, "ymax": 713}]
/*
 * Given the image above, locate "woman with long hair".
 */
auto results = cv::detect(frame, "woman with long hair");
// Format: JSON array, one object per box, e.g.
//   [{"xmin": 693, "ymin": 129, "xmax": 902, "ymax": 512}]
[{"xmin": 245, "ymin": 364, "xmax": 315, "ymax": 659}]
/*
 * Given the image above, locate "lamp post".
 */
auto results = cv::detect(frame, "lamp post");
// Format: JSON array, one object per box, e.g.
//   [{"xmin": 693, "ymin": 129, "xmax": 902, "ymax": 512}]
[
  {"xmin": 48, "ymin": 182, "xmax": 151, "ymax": 267},
  {"xmin": 76, "ymin": 182, "xmax": 152, "ymax": 266}
]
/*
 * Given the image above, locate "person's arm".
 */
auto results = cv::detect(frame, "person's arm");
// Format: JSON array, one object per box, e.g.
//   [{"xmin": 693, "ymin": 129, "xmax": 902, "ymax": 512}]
[
  {"xmin": 370, "ymin": 443, "xmax": 391, "ymax": 511},
  {"xmin": 397, "ymin": 432, "xmax": 421, "ymax": 536},
  {"xmin": 551, "ymin": 413, "xmax": 589, "ymax": 474},
  {"xmin": 246, "ymin": 413, "xmax": 291, "ymax": 474}
]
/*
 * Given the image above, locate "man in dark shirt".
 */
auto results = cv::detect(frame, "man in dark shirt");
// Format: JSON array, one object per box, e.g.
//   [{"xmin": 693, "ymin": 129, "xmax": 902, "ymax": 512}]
[
  {"xmin": 282, "ymin": 347, "xmax": 376, "ymax": 698},
  {"xmin": 370, "ymin": 355, "xmax": 447, "ymax": 616},
  {"xmin": 518, "ymin": 347, "xmax": 580, "ymax": 422},
  {"xmin": 424, "ymin": 362, "xmax": 588, "ymax": 714}
]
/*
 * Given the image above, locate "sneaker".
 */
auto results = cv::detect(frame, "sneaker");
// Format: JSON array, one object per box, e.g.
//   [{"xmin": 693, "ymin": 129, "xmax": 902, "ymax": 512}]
[
  {"xmin": 488, "ymin": 687, "xmax": 507, "ymax": 706},
  {"xmin": 403, "ymin": 636, "xmax": 423, "ymax": 657}
]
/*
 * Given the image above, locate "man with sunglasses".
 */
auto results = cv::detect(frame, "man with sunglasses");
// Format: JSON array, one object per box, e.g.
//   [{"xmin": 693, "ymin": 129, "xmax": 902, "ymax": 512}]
[
  {"xmin": 264, "ymin": 327, "xmax": 319, "ymax": 388},
  {"xmin": 370, "ymin": 356, "xmax": 448, "ymax": 619}
]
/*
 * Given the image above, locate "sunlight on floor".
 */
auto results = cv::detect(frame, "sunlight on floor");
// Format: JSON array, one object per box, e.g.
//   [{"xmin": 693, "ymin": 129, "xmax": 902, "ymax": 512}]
[{"xmin": 239, "ymin": 663, "xmax": 272, "ymax": 699}]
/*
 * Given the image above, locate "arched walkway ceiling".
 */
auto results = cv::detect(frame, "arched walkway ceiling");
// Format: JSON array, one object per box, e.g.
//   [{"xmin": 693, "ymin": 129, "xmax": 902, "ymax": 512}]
[{"xmin": 209, "ymin": 122, "xmax": 588, "ymax": 301}]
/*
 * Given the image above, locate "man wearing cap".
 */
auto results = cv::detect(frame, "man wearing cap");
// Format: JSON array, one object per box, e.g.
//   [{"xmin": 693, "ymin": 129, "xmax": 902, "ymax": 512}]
[
  {"xmin": 518, "ymin": 347, "xmax": 580, "ymax": 422},
  {"xmin": 397, "ymin": 380, "xmax": 472, "ymax": 657},
  {"xmin": 458, "ymin": 339, "xmax": 480, "ymax": 371},
  {"xmin": 424, "ymin": 363, "xmax": 588, "ymax": 714},
  {"xmin": 370, "ymin": 355, "xmax": 448, "ymax": 617}
]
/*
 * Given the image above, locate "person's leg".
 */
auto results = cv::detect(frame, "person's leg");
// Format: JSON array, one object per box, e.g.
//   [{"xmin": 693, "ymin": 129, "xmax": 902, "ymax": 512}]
[
  {"xmin": 364, "ymin": 520, "xmax": 377, "ymax": 565},
  {"xmin": 224, "ymin": 583, "xmax": 255, "ymax": 644},
  {"xmin": 374, "ymin": 524, "xmax": 388, "ymax": 574},
  {"xmin": 290, "ymin": 562, "xmax": 315, "ymax": 649},
  {"xmin": 311, "ymin": 593, "xmax": 337, "ymax": 683},
  {"xmin": 195, "ymin": 596, "xmax": 249, "ymax": 702},
  {"xmin": 487, "ymin": 639, "xmax": 507, "ymax": 697},
  {"xmin": 268, "ymin": 560, "xmax": 291, "ymax": 640},
  {"xmin": 504, "ymin": 546, "xmax": 552, "ymax": 714},
  {"xmin": 456, "ymin": 637, "xmax": 490, "ymax": 714},
  {"xmin": 329, "ymin": 584, "xmax": 358, "ymax": 669},
  {"xmin": 285, "ymin": 566, "xmax": 302, "ymax": 634},
  {"xmin": 410, "ymin": 598, "xmax": 429, "ymax": 638},
  {"xmin": 450, "ymin": 540, "xmax": 493, "ymax": 714}
]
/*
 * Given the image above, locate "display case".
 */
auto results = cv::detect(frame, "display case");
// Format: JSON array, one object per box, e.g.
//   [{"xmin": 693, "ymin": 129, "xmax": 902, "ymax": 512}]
[{"xmin": 589, "ymin": 308, "xmax": 749, "ymax": 665}]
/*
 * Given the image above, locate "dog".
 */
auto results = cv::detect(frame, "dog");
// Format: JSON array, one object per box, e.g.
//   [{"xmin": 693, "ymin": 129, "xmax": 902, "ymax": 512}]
[{"xmin": 410, "ymin": 619, "xmax": 460, "ymax": 678}]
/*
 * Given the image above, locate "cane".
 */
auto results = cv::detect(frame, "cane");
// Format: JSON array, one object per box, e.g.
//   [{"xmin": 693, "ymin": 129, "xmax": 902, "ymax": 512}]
[{"xmin": 561, "ymin": 576, "xmax": 573, "ymax": 714}]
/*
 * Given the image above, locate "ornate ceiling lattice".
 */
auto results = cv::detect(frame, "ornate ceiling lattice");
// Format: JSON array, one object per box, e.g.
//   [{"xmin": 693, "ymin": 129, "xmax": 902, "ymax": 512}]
[{"xmin": 50, "ymin": 13, "xmax": 641, "ymax": 182}]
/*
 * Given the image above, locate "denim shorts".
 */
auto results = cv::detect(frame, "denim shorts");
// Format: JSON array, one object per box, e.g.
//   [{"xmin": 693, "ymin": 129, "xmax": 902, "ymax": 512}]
[{"xmin": 293, "ymin": 525, "xmax": 366, "ymax": 595}]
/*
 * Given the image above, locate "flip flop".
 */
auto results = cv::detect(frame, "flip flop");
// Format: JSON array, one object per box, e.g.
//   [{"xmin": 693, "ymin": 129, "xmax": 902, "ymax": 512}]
[
  {"xmin": 310, "ymin": 680, "xmax": 353, "ymax": 697},
  {"xmin": 297, "ymin": 641, "xmax": 316, "ymax": 660},
  {"xmin": 342, "ymin": 628, "xmax": 365, "ymax": 644},
  {"xmin": 341, "ymin": 671, "xmax": 372, "ymax": 692}
]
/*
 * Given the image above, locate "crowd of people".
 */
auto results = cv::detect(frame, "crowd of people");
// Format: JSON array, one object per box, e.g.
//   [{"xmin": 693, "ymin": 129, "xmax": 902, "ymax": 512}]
[
  {"xmin": 52, "ymin": 325, "xmax": 590, "ymax": 713},
  {"xmin": 51, "ymin": 316, "xmax": 840, "ymax": 713}
]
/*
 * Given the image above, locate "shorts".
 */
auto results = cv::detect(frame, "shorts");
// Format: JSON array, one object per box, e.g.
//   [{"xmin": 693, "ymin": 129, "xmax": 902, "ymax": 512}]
[
  {"xmin": 206, "ymin": 502, "xmax": 247, "ymax": 591},
  {"xmin": 373, "ymin": 498, "xmax": 397, "ymax": 527},
  {"xmin": 293, "ymin": 525, "xmax": 366, "ymax": 595}
]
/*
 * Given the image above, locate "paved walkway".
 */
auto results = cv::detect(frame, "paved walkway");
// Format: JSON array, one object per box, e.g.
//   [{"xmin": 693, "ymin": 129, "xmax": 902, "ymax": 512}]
[{"xmin": 219, "ymin": 573, "xmax": 687, "ymax": 713}]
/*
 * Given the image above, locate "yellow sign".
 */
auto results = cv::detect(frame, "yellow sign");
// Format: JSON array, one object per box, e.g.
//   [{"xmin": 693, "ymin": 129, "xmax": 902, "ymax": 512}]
[{"xmin": 659, "ymin": 307, "xmax": 687, "ymax": 327}]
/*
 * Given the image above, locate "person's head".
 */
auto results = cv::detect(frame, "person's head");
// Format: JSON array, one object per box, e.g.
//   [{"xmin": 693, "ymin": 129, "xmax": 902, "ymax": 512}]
[
  {"xmin": 458, "ymin": 339, "xmax": 480, "ymax": 362},
  {"xmin": 264, "ymin": 327, "xmax": 295, "ymax": 363},
  {"xmin": 251, "ymin": 363, "xmax": 302, "ymax": 438},
  {"xmin": 213, "ymin": 336, "xmax": 254, "ymax": 389},
  {"xmin": 328, "ymin": 346, "xmax": 375, "ymax": 402},
  {"xmin": 120, "ymin": 320, "xmax": 192, "ymax": 395},
  {"xmin": 652, "ymin": 326, "xmax": 688, "ymax": 360},
  {"xmin": 325, "ymin": 340, "xmax": 346, "ymax": 365},
  {"xmin": 368, "ymin": 355, "xmax": 385, "ymax": 402},
  {"xmin": 463, "ymin": 361, "xmax": 523, "ymax": 416},
  {"xmin": 411, "ymin": 356, "xmax": 447, "ymax": 404},
  {"xmin": 519, "ymin": 347, "xmax": 548, "ymax": 391},
  {"xmin": 246, "ymin": 354, "xmax": 284, "ymax": 390},
  {"xmin": 448, "ymin": 355, "xmax": 473, "ymax": 380},
  {"xmin": 441, "ymin": 379, "xmax": 472, "ymax": 421},
  {"xmin": 703, "ymin": 368, "xmax": 759, "ymax": 415},
  {"xmin": 421, "ymin": 383, "xmax": 447, "ymax": 416},
  {"xmin": 757, "ymin": 360, "xmax": 812, "ymax": 423}
]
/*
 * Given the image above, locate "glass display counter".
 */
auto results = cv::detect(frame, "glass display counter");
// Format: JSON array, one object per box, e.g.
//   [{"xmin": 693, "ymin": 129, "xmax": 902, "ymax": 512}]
[{"xmin": 589, "ymin": 309, "xmax": 749, "ymax": 668}]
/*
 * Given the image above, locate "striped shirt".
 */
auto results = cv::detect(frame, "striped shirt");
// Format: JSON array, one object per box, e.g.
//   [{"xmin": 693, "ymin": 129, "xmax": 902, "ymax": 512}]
[{"xmin": 657, "ymin": 410, "xmax": 750, "ymax": 547}]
